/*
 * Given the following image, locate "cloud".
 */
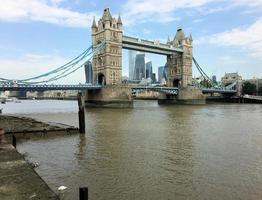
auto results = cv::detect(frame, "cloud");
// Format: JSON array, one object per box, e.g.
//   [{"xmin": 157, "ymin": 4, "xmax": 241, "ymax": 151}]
[
  {"xmin": 122, "ymin": 0, "xmax": 220, "ymax": 25},
  {"xmin": 232, "ymin": 0, "xmax": 262, "ymax": 8},
  {"xmin": 121, "ymin": 0, "xmax": 262, "ymax": 26},
  {"xmin": 202, "ymin": 18, "xmax": 262, "ymax": 59},
  {"xmin": 0, "ymin": 0, "xmax": 96, "ymax": 28},
  {"xmin": 0, "ymin": 53, "xmax": 85, "ymax": 83}
]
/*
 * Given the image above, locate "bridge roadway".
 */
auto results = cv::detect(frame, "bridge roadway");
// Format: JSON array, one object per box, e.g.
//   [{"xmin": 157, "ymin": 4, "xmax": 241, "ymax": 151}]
[
  {"xmin": 0, "ymin": 84, "xmax": 237, "ymax": 95},
  {"xmin": 0, "ymin": 84, "xmax": 102, "ymax": 91},
  {"xmin": 202, "ymin": 88, "xmax": 237, "ymax": 94},
  {"xmin": 122, "ymin": 35, "xmax": 183, "ymax": 55},
  {"xmin": 131, "ymin": 86, "xmax": 179, "ymax": 95}
]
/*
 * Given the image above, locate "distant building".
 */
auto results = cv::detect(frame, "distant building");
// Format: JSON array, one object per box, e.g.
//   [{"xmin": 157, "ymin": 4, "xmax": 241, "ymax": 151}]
[
  {"xmin": 221, "ymin": 72, "xmax": 242, "ymax": 86},
  {"xmin": 146, "ymin": 61, "xmax": 153, "ymax": 79},
  {"xmin": 151, "ymin": 73, "xmax": 156, "ymax": 83},
  {"xmin": 84, "ymin": 61, "xmax": 93, "ymax": 84},
  {"xmin": 134, "ymin": 53, "xmax": 146, "ymax": 80},
  {"xmin": 212, "ymin": 75, "xmax": 217, "ymax": 82},
  {"xmin": 158, "ymin": 66, "xmax": 167, "ymax": 82},
  {"xmin": 128, "ymin": 50, "xmax": 137, "ymax": 80}
]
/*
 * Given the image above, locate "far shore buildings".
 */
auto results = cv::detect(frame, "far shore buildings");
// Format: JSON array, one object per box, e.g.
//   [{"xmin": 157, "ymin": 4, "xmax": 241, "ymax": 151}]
[{"xmin": 221, "ymin": 72, "xmax": 242, "ymax": 86}]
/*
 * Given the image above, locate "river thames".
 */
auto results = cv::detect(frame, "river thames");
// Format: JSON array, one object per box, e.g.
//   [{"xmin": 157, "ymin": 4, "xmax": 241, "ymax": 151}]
[{"xmin": 2, "ymin": 100, "xmax": 262, "ymax": 200}]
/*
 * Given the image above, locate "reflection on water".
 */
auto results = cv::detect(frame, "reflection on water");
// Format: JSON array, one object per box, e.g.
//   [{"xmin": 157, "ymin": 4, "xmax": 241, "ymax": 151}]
[{"xmin": 13, "ymin": 100, "xmax": 262, "ymax": 200}]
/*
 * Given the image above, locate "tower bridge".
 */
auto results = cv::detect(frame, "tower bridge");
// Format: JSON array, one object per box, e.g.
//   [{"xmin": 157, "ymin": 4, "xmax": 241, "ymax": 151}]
[
  {"xmin": 86, "ymin": 7, "xmax": 204, "ymax": 107},
  {"xmin": 0, "ymin": 7, "xmax": 238, "ymax": 107}
]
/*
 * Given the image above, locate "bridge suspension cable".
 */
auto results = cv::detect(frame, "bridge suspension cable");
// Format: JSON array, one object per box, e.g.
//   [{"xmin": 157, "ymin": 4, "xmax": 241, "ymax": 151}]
[
  {"xmin": 192, "ymin": 57, "xmax": 215, "ymax": 87},
  {"xmin": 0, "ymin": 41, "xmax": 106, "ymax": 85}
]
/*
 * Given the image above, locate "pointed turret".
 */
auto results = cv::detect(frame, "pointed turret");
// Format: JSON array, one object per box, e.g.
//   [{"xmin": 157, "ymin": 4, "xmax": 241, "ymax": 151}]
[
  {"xmin": 117, "ymin": 15, "xmax": 122, "ymax": 24},
  {"xmin": 174, "ymin": 27, "xmax": 185, "ymax": 44},
  {"xmin": 92, "ymin": 16, "xmax": 97, "ymax": 28},
  {"xmin": 117, "ymin": 14, "xmax": 122, "ymax": 30},
  {"xmin": 102, "ymin": 8, "xmax": 112, "ymax": 21},
  {"xmin": 167, "ymin": 36, "xmax": 171, "ymax": 45},
  {"xmin": 189, "ymin": 34, "xmax": 193, "ymax": 42}
]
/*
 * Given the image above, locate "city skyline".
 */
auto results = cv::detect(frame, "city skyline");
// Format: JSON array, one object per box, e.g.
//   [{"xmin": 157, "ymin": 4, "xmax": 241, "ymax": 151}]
[{"xmin": 0, "ymin": 0, "xmax": 262, "ymax": 84}]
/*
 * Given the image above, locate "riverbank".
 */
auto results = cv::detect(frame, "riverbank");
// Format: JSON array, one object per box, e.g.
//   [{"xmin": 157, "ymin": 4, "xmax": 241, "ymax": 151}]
[
  {"xmin": 0, "ymin": 115, "xmax": 79, "ymax": 199},
  {"xmin": 0, "ymin": 115, "xmax": 78, "ymax": 134},
  {"xmin": 0, "ymin": 136, "xmax": 59, "ymax": 200}
]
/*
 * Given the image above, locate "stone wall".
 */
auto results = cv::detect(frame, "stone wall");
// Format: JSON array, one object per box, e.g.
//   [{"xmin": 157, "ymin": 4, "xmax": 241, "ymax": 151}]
[
  {"xmin": 158, "ymin": 86, "xmax": 205, "ymax": 105},
  {"xmin": 85, "ymin": 85, "xmax": 133, "ymax": 108}
]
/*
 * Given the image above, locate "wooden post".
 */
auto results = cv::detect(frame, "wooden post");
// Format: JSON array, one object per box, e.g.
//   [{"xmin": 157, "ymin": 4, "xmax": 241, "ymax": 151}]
[
  {"xmin": 12, "ymin": 135, "xmax": 16, "ymax": 148},
  {"xmin": 78, "ymin": 92, "xmax": 86, "ymax": 134},
  {"xmin": 79, "ymin": 187, "xmax": 88, "ymax": 200}
]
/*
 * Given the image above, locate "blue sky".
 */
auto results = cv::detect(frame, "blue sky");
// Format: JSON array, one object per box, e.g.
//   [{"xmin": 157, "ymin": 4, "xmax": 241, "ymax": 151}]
[{"xmin": 0, "ymin": 0, "xmax": 262, "ymax": 84}]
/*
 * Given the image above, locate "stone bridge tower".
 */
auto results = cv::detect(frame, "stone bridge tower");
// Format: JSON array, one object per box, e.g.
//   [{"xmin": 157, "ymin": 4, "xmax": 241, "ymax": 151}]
[
  {"xmin": 166, "ymin": 28, "xmax": 193, "ymax": 88},
  {"xmin": 91, "ymin": 8, "xmax": 123, "ymax": 85}
]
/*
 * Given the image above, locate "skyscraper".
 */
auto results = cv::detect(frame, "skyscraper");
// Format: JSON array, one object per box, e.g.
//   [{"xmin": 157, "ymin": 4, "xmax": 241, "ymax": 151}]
[
  {"xmin": 134, "ymin": 53, "xmax": 146, "ymax": 80},
  {"xmin": 158, "ymin": 66, "xmax": 167, "ymax": 82},
  {"xmin": 146, "ymin": 61, "xmax": 153, "ymax": 79},
  {"xmin": 128, "ymin": 50, "xmax": 137, "ymax": 80},
  {"xmin": 84, "ymin": 61, "xmax": 93, "ymax": 84}
]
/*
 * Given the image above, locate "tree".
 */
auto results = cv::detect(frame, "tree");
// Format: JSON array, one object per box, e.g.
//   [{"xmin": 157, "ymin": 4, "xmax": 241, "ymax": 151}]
[
  {"xmin": 242, "ymin": 82, "xmax": 257, "ymax": 95},
  {"xmin": 200, "ymin": 79, "xmax": 212, "ymax": 88},
  {"xmin": 258, "ymin": 87, "xmax": 262, "ymax": 96}
]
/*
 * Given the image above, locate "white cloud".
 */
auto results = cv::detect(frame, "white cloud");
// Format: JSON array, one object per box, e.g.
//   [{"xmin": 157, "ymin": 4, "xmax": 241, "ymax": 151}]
[
  {"xmin": 0, "ymin": 0, "xmax": 96, "ymax": 27},
  {"xmin": 0, "ymin": 53, "xmax": 85, "ymax": 83},
  {"xmin": 122, "ymin": 0, "xmax": 262, "ymax": 26},
  {"xmin": 204, "ymin": 18, "xmax": 262, "ymax": 59},
  {"xmin": 122, "ymin": 0, "xmax": 218, "ymax": 25},
  {"xmin": 232, "ymin": 0, "xmax": 262, "ymax": 8}
]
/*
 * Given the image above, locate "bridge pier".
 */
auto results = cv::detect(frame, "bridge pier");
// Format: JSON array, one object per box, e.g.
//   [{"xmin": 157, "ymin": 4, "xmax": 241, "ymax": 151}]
[
  {"xmin": 85, "ymin": 85, "xmax": 133, "ymax": 108},
  {"xmin": 158, "ymin": 86, "xmax": 205, "ymax": 105}
]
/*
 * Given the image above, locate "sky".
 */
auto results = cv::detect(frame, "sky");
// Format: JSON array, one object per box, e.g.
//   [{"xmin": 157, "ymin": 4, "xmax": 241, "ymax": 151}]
[{"xmin": 0, "ymin": 0, "xmax": 262, "ymax": 84}]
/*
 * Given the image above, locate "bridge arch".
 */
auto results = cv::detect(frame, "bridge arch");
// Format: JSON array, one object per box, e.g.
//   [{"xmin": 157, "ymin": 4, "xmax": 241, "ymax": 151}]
[
  {"xmin": 173, "ymin": 79, "xmax": 180, "ymax": 87},
  {"xmin": 98, "ymin": 73, "xmax": 106, "ymax": 85}
]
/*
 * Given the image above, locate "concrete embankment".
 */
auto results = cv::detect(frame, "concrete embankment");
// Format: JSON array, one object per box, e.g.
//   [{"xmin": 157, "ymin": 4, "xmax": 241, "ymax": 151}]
[
  {"xmin": 0, "ymin": 134, "xmax": 59, "ymax": 200},
  {"xmin": 0, "ymin": 115, "xmax": 79, "ymax": 199}
]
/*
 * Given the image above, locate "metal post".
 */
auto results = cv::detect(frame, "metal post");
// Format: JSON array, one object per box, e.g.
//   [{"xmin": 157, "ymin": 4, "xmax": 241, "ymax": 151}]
[
  {"xmin": 78, "ymin": 92, "xmax": 86, "ymax": 134},
  {"xmin": 12, "ymin": 135, "xmax": 16, "ymax": 148},
  {"xmin": 79, "ymin": 187, "xmax": 88, "ymax": 200}
]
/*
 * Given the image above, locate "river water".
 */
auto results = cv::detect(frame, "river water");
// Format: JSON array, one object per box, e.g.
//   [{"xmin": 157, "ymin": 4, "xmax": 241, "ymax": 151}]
[{"xmin": 2, "ymin": 100, "xmax": 262, "ymax": 200}]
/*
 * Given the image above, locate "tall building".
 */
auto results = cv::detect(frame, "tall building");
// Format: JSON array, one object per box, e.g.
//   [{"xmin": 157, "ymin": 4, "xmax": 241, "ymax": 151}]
[
  {"xmin": 134, "ymin": 53, "xmax": 146, "ymax": 80},
  {"xmin": 146, "ymin": 61, "xmax": 153, "ymax": 79},
  {"xmin": 84, "ymin": 61, "xmax": 93, "ymax": 84},
  {"xmin": 158, "ymin": 66, "xmax": 167, "ymax": 82},
  {"xmin": 129, "ymin": 50, "xmax": 137, "ymax": 80}
]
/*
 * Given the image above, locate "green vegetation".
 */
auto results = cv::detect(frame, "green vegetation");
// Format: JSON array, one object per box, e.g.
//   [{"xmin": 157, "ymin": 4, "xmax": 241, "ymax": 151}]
[
  {"xmin": 200, "ymin": 79, "xmax": 212, "ymax": 88},
  {"xmin": 242, "ymin": 82, "xmax": 257, "ymax": 95},
  {"xmin": 258, "ymin": 87, "xmax": 262, "ymax": 96}
]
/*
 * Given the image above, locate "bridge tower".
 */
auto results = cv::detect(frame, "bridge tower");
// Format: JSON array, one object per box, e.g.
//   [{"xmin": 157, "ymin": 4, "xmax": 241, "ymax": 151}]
[
  {"xmin": 166, "ymin": 28, "xmax": 193, "ymax": 88},
  {"xmin": 159, "ymin": 28, "xmax": 205, "ymax": 104},
  {"xmin": 86, "ymin": 8, "xmax": 133, "ymax": 108},
  {"xmin": 91, "ymin": 8, "xmax": 123, "ymax": 85}
]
